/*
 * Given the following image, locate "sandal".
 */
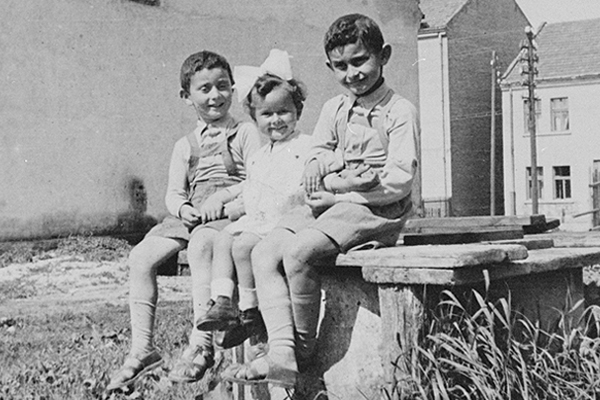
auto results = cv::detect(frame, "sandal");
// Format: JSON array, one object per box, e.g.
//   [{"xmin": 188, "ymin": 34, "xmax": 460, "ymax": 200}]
[
  {"xmin": 168, "ymin": 345, "xmax": 214, "ymax": 383},
  {"xmin": 106, "ymin": 350, "xmax": 163, "ymax": 391},
  {"xmin": 221, "ymin": 355, "xmax": 297, "ymax": 389}
]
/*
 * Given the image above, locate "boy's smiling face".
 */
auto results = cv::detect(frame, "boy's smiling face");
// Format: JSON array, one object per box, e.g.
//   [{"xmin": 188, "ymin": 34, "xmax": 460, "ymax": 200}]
[
  {"xmin": 326, "ymin": 41, "xmax": 391, "ymax": 96},
  {"xmin": 182, "ymin": 67, "xmax": 233, "ymax": 123}
]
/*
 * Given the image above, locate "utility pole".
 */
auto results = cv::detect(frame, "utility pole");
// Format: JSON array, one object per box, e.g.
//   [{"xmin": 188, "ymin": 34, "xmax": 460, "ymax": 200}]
[
  {"xmin": 521, "ymin": 26, "xmax": 539, "ymax": 214},
  {"xmin": 490, "ymin": 51, "xmax": 498, "ymax": 216}
]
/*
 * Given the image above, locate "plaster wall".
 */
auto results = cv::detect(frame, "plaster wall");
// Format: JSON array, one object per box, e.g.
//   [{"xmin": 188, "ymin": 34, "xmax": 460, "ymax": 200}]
[{"xmin": 0, "ymin": 0, "xmax": 421, "ymax": 241}]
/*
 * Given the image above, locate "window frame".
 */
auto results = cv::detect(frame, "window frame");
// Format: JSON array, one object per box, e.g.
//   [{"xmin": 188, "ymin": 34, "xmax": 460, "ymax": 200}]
[
  {"xmin": 526, "ymin": 166, "xmax": 544, "ymax": 200},
  {"xmin": 550, "ymin": 97, "xmax": 570, "ymax": 132},
  {"xmin": 553, "ymin": 165, "xmax": 572, "ymax": 199}
]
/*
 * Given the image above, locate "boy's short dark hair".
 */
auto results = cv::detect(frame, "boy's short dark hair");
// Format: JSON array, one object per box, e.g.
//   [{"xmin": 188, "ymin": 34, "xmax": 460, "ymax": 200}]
[
  {"xmin": 324, "ymin": 14, "xmax": 384, "ymax": 56},
  {"xmin": 243, "ymin": 74, "xmax": 308, "ymax": 120},
  {"xmin": 180, "ymin": 50, "xmax": 234, "ymax": 94}
]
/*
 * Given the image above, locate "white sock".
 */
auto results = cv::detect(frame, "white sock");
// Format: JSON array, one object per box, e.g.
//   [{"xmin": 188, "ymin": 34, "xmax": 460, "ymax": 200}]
[
  {"xmin": 129, "ymin": 299, "xmax": 156, "ymax": 357},
  {"xmin": 210, "ymin": 278, "xmax": 235, "ymax": 299},
  {"xmin": 238, "ymin": 286, "xmax": 259, "ymax": 311}
]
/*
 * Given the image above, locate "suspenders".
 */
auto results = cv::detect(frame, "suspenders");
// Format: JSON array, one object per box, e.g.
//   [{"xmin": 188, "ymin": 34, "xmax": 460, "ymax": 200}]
[
  {"xmin": 337, "ymin": 92, "xmax": 401, "ymax": 157},
  {"xmin": 185, "ymin": 123, "xmax": 239, "ymax": 186}
]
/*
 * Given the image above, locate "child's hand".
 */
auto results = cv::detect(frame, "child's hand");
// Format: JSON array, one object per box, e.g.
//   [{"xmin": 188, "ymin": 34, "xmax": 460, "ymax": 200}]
[
  {"xmin": 224, "ymin": 198, "xmax": 245, "ymax": 221},
  {"xmin": 179, "ymin": 204, "xmax": 202, "ymax": 229},
  {"xmin": 199, "ymin": 194, "xmax": 224, "ymax": 223},
  {"xmin": 303, "ymin": 160, "xmax": 324, "ymax": 194},
  {"xmin": 305, "ymin": 191, "xmax": 336, "ymax": 213},
  {"xmin": 343, "ymin": 165, "xmax": 380, "ymax": 192}
]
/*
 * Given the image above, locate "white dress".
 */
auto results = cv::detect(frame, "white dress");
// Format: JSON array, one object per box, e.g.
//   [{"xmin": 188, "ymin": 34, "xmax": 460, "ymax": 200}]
[{"xmin": 225, "ymin": 130, "xmax": 312, "ymax": 238}]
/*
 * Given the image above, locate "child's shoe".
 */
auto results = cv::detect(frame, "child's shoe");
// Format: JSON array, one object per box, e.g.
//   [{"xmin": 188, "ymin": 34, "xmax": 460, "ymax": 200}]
[
  {"xmin": 106, "ymin": 350, "xmax": 163, "ymax": 392},
  {"xmin": 195, "ymin": 296, "xmax": 239, "ymax": 331},
  {"xmin": 215, "ymin": 307, "xmax": 268, "ymax": 349},
  {"xmin": 168, "ymin": 344, "xmax": 214, "ymax": 383}
]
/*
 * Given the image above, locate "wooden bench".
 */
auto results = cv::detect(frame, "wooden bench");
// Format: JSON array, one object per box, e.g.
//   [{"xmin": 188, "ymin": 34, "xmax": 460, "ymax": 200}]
[{"xmin": 177, "ymin": 227, "xmax": 600, "ymax": 399}]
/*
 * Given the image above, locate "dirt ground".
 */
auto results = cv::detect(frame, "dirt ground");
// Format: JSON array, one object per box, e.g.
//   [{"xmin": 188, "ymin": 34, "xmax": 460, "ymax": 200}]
[{"xmin": 0, "ymin": 254, "xmax": 191, "ymax": 317}]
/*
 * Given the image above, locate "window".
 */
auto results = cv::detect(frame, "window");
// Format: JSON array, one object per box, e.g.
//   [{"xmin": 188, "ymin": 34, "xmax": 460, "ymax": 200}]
[
  {"xmin": 523, "ymin": 98, "xmax": 541, "ymax": 133},
  {"xmin": 526, "ymin": 166, "xmax": 544, "ymax": 199},
  {"xmin": 551, "ymin": 97, "xmax": 569, "ymax": 131},
  {"xmin": 553, "ymin": 166, "xmax": 571, "ymax": 199}
]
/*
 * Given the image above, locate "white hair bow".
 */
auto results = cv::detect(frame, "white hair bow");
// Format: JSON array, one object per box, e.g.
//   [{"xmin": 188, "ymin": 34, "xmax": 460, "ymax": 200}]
[{"xmin": 233, "ymin": 49, "xmax": 293, "ymax": 102}]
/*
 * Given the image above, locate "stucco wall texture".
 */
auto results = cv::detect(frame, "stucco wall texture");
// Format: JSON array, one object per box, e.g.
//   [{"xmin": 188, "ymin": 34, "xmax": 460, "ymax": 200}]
[{"xmin": 0, "ymin": 0, "xmax": 420, "ymax": 241}]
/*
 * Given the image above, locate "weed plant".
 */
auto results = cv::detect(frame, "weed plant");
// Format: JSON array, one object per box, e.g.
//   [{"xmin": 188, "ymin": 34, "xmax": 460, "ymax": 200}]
[{"xmin": 388, "ymin": 289, "xmax": 600, "ymax": 400}]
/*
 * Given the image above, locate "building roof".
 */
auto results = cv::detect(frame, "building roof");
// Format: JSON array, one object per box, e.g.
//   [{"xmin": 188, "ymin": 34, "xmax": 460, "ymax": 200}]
[
  {"xmin": 503, "ymin": 17, "xmax": 600, "ymax": 85},
  {"xmin": 419, "ymin": 0, "xmax": 469, "ymax": 30}
]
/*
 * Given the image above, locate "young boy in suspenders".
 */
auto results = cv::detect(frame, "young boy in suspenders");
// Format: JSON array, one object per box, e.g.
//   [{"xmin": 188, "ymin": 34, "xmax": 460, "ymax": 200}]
[{"xmin": 107, "ymin": 50, "xmax": 261, "ymax": 392}]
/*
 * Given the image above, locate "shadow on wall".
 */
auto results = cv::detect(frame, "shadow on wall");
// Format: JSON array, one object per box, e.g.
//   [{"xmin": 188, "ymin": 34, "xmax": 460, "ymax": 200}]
[
  {"xmin": 114, "ymin": 176, "xmax": 158, "ymax": 243},
  {"xmin": 0, "ymin": 176, "xmax": 157, "ymax": 243}
]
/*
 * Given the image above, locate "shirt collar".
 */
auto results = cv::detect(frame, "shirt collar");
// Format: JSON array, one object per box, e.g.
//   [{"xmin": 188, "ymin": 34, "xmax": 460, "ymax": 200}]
[
  {"xmin": 349, "ymin": 80, "xmax": 392, "ymax": 112},
  {"xmin": 196, "ymin": 113, "xmax": 235, "ymax": 135}
]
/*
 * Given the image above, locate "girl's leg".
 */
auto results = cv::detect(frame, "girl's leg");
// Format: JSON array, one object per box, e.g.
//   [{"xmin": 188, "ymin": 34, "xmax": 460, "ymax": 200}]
[
  {"xmin": 169, "ymin": 228, "xmax": 218, "ymax": 383},
  {"xmin": 217, "ymin": 233, "xmax": 265, "ymax": 349},
  {"xmin": 223, "ymin": 229, "xmax": 298, "ymax": 386},
  {"xmin": 284, "ymin": 228, "xmax": 338, "ymax": 364},
  {"xmin": 194, "ymin": 230, "xmax": 238, "ymax": 331},
  {"xmin": 108, "ymin": 235, "xmax": 185, "ymax": 390},
  {"xmin": 232, "ymin": 233, "xmax": 261, "ymax": 310}
]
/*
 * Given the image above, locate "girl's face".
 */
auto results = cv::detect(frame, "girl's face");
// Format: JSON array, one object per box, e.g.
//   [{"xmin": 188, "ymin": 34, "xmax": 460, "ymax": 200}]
[
  {"xmin": 183, "ymin": 67, "xmax": 233, "ymax": 123},
  {"xmin": 253, "ymin": 86, "xmax": 298, "ymax": 143}
]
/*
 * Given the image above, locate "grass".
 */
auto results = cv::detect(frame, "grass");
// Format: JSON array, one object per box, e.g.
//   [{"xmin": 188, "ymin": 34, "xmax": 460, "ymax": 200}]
[
  {"xmin": 0, "ymin": 236, "xmax": 132, "ymax": 268},
  {"xmin": 0, "ymin": 301, "xmax": 231, "ymax": 400},
  {"xmin": 387, "ymin": 290, "xmax": 600, "ymax": 400}
]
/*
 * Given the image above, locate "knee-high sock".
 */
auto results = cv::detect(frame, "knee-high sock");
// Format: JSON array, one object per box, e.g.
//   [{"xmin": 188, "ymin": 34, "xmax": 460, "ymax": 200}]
[
  {"xmin": 258, "ymin": 285, "xmax": 297, "ymax": 371},
  {"xmin": 130, "ymin": 299, "xmax": 156, "ymax": 357},
  {"xmin": 189, "ymin": 283, "xmax": 213, "ymax": 349},
  {"xmin": 290, "ymin": 287, "xmax": 322, "ymax": 361}
]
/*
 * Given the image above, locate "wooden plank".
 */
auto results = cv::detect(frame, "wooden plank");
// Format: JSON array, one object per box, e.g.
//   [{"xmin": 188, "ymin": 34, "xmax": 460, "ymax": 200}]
[
  {"xmin": 337, "ymin": 243, "xmax": 528, "ymax": 269},
  {"xmin": 402, "ymin": 227, "xmax": 524, "ymax": 246},
  {"xmin": 403, "ymin": 215, "xmax": 545, "ymax": 231},
  {"xmin": 362, "ymin": 246, "xmax": 600, "ymax": 285},
  {"xmin": 486, "ymin": 237, "xmax": 554, "ymax": 250},
  {"xmin": 523, "ymin": 218, "xmax": 560, "ymax": 234}
]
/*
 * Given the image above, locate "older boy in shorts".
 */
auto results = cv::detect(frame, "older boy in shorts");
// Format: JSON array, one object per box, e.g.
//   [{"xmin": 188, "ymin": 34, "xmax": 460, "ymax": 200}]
[
  {"xmin": 222, "ymin": 14, "xmax": 419, "ymax": 389},
  {"xmin": 107, "ymin": 50, "xmax": 261, "ymax": 391}
]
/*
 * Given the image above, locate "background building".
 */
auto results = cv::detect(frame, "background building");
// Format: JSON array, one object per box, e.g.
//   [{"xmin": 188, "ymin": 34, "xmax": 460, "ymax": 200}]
[
  {"xmin": 501, "ymin": 17, "xmax": 600, "ymax": 231},
  {"xmin": 418, "ymin": 0, "xmax": 529, "ymax": 216}
]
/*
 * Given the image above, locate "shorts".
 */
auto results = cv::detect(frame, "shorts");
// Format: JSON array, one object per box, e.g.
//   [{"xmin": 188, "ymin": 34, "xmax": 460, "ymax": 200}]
[
  {"xmin": 145, "ymin": 178, "xmax": 238, "ymax": 242},
  {"xmin": 277, "ymin": 195, "xmax": 413, "ymax": 253}
]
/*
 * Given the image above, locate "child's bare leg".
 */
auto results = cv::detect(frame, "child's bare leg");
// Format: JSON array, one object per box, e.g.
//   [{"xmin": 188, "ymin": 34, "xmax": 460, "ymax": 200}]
[
  {"xmin": 195, "ymin": 230, "xmax": 238, "ymax": 331},
  {"xmin": 232, "ymin": 233, "xmax": 260, "ymax": 308},
  {"xmin": 169, "ymin": 228, "xmax": 217, "ymax": 383},
  {"xmin": 187, "ymin": 228, "xmax": 218, "ymax": 346},
  {"xmin": 217, "ymin": 233, "xmax": 265, "ymax": 350},
  {"xmin": 223, "ymin": 229, "xmax": 297, "ymax": 386},
  {"xmin": 108, "ymin": 236, "xmax": 184, "ymax": 390},
  {"xmin": 284, "ymin": 228, "xmax": 338, "ymax": 364}
]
